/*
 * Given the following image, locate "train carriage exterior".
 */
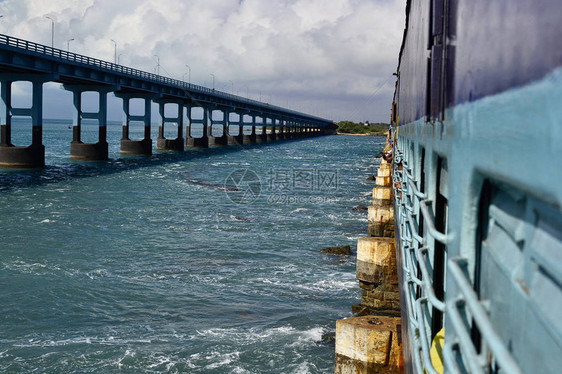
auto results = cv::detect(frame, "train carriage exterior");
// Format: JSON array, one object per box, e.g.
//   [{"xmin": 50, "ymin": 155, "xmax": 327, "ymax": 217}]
[{"xmin": 390, "ymin": 0, "xmax": 562, "ymax": 373}]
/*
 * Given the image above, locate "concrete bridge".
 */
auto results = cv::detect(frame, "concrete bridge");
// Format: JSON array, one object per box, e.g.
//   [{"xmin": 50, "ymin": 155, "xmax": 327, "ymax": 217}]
[{"xmin": 0, "ymin": 34, "xmax": 335, "ymax": 167}]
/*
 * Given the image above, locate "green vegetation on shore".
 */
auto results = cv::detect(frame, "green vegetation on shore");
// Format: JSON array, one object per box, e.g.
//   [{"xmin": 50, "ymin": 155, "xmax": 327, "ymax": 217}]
[{"xmin": 336, "ymin": 121, "xmax": 388, "ymax": 135}]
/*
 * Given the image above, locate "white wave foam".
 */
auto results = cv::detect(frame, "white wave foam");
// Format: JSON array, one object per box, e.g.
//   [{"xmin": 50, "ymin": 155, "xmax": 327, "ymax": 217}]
[
  {"xmin": 291, "ymin": 207, "xmax": 308, "ymax": 213},
  {"xmin": 288, "ymin": 327, "xmax": 326, "ymax": 350},
  {"xmin": 203, "ymin": 351, "xmax": 240, "ymax": 370},
  {"xmin": 14, "ymin": 336, "xmax": 153, "ymax": 348},
  {"xmin": 292, "ymin": 361, "xmax": 318, "ymax": 374}
]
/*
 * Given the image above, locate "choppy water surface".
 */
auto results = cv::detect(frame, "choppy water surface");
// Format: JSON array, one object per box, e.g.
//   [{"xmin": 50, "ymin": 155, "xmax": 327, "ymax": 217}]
[{"xmin": 0, "ymin": 123, "xmax": 384, "ymax": 373}]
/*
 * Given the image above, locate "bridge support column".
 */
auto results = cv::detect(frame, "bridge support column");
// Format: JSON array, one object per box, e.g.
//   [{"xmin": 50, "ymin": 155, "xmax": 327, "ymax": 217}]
[
  {"xmin": 256, "ymin": 117, "xmax": 267, "ymax": 143},
  {"xmin": 208, "ymin": 108, "xmax": 228, "ymax": 146},
  {"xmin": 227, "ymin": 112, "xmax": 244, "ymax": 145},
  {"xmin": 284, "ymin": 123, "xmax": 291, "ymax": 139},
  {"xmin": 277, "ymin": 124, "xmax": 285, "ymax": 140},
  {"xmin": 242, "ymin": 115, "xmax": 257, "ymax": 144},
  {"xmin": 156, "ymin": 100, "xmax": 184, "ymax": 151},
  {"xmin": 0, "ymin": 75, "xmax": 50, "ymax": 167},
  {"xmin": 64, "ymin": 85, "xmax": 117, "ymax": 161},
  {"xmin": 186, "ymin": 105, "xmax": 209, "ymax": 148},
  {"xmin": 287, "ymin": 124, "xmax": 294, "ymax": 139},
  {"xmin": 116, "ymin": 92, "xmax": 157, "ymax": 155},
  {"xmin": 267, "ymin": 119, "xmax": 277, "ymax": 142}
]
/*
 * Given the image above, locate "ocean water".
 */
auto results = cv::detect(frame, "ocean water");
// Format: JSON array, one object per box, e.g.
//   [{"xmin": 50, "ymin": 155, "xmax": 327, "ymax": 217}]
[{"xmin": 0, "ymin": 122, "xmax": 385, "ymax": 373}]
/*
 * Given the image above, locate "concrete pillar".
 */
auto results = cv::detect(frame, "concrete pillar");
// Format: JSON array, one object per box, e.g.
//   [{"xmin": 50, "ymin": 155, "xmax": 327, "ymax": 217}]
[
  {"xmin": 116, "ymin": 92, "xmax": 157, "ymax": 155},
  {"xmin": 227, "ymin": 112, "xmax": 244, "ymax": 146},
  {"xmin": 186, "ymin": 105, "xmax": 209, "ymax": 148},
  {"xmin": 277, "ymin": 122, "xmax": 285, "ymax": 140},
  {"xmin": 372, "ymin": 185, "xmax": 393, "ymax": 206},
  {"xmin": 336, "ymin": 146, "xmax": 403, "ymax": 373},
  {"xmin": 335, "ymin": 315, "xmax": 403, "ymax": 374},
  {"xmin": 208, "ymin": 108, "xmax": 228, "ymax": 146},
  {"xmin": 355, "ymin": 237, "xmax": 400, "ymax": 314},
  {"xmin": 64, "ymin": 85, "xmax": 118, "ymax": 161},
  {"xmin": 242, "ymin": 114, "xmax": 257, "ymax": 144},
  {"xmin": 267, "ymin": 118, "xmax": 277, "ymax": 142},
  {"xmin": 283, "ymin": 124, "xmax": 290, "ymax": 139},
  {"xmin": 0, "ymin": 75, "xmax": 50, "ymax": 167},
  {"xmin": 286, "ymin": 123, "xmax": 293, "ymax": 139},
  {"xmin": 256, "ymin": 116, "xmax": 267, "ymax": 143},
  {"xmin": 156, "ymin": 99, "xmax": 184, "ymax": 151},
  {"xmin": 367, "ymin": 204, "xmax": 395, "ymax": 238}
]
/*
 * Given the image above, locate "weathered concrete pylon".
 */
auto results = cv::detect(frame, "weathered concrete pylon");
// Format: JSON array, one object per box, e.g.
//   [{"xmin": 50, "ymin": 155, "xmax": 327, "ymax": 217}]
[
  {"xmin": 116, "ymin": 92, "xmax": 158, "ymax": 155},
  {"xmin": 208, "ymin": 108, "xmax": 228, "ymax": 146},
  {"xmin": 186, "ymin": 105, "xmax": 209, "ymax": 148},
  {"xmin": 242, "ymin": 114, "xmax": 257, "ymax": 144},
  {"xmin": 0, "ymin": 74, "xmax": 54, "ymax": 167},
  {"xmin": 65, "ymin": 85, "xmax": 118, "ymax": 161},
  {"xmin": 156, "ymin": 99, "xmax": 184, "ymax": 152}
]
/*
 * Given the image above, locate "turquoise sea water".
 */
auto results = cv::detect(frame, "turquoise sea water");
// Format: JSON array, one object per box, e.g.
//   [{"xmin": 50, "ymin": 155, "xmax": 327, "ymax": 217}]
[{"xmin": 0, "ymin": 123, "xmax": 384, "ymax": 373}]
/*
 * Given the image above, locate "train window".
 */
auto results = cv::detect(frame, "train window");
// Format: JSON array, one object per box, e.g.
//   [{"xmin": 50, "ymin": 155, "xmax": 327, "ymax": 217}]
[
  {"xmin": 432, "ymin": 156, "xmax": 448, "ymax": 336},
  {"xmin": 474, "ymin": 180, "xmax": 562, "ymax": 373},
  {"xmin": 425, "ymin": 57, "xmax": 432, "ymax": 122},
  {"xmin": 427, "ymin": 0, "xmax": 448, "ymax": 123}
]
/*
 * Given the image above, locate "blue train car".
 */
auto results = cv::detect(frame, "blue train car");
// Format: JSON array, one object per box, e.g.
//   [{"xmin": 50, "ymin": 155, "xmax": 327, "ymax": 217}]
[{"xmin": 391, "ymin": 0, "xmax": 562, "ymax": 373}]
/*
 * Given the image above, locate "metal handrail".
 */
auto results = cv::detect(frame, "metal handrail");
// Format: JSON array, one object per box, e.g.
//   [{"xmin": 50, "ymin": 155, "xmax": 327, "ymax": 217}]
[
  {"xmin": 407, "ymin": 210, "xmax": 425, "ymax": 244},
  {"xmin": 415, "ymin": 246, "xmax": 445, "ymax": 311},
  {"xmin": 394, "ymin": 142, "xmax": 522, "ymax": 374},
  {"xmin": 446, "ymin": 297, "xmax": 486, "ymax": 374},
  {"xmin": 0, "ymin": 33, "xmax": 330, "ymax": 125},
  {"xmin": 415, "ymin": 297, "xmax": 441, "ymax": 374},
  {"xmin": 442, "ymin": 341, "xmax": 462, "ymax": 374},
  {"xmin": 420, "ymin": 199, "xmax": 449, "ymax": 244},
  {"xmin": 448, "ymin": 257, "xmax": 523, "ymax": 374},
  {"xmin": 408, "ymin": 178, "xmax": 427, "ymax": 199}
]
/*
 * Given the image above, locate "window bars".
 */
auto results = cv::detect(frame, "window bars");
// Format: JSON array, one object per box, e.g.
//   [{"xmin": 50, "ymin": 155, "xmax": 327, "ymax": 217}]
[{"xmin": 392, "ymin": 147, "xmax": 522, "ymax": 374}]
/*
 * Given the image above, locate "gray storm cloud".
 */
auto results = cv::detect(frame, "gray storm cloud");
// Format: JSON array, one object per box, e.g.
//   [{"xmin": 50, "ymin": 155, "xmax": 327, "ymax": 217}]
[{"xmin": 0, "ymin": 0, "xmax": 405, "ymax": 122}]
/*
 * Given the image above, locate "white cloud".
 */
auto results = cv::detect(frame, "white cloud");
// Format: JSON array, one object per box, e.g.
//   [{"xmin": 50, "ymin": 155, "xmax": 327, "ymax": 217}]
[{"xmin": 0, "ymin": 0, "xmax": 405, "ymax": 122}]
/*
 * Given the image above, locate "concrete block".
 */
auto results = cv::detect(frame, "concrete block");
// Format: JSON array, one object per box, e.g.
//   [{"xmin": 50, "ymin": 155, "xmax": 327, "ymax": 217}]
[
  {"xmin": 377, "ymin": 167, "xmax": 392, "ymax": 178},
  {"xmin": 376, "ymin": 176, "xmax": 392, "ymax": 187},
  {"xmin": 379, "ymin": 161, "xmax": 392, "ymax": 169},
  {"xmin": 335, "ymin": 316, "xmax": 403, "ymax": 374},
  {"xmin": 356, "ymin": 237, "xmax": 398, "ymax": 287},
  {"xmin": 357, "ymin": 237, "xmax": 395, "ymax": 265},
  {"xmin": 351, "ymin": 304, "xmax": 401, "ymax": 318},
  {"xmin": 360, "ymin": 288, "xmax": 400, "ymax": 310},
  {"xmin": 367, "ymin": 222, "xmax": 395, "ymax": 238},
  {"xmin": 368, "ymin": 206, "xmax": 394, "ymax": 224},
  {"xmin": 372, "ymin": 187, "xmax": 392, "ymax": 200}
]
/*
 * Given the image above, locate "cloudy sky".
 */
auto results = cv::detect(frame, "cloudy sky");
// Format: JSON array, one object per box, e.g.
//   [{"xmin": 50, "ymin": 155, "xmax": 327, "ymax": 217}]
[{"xmin": 0, "ymin": 0, "xmax": 405, "ymax": 123}]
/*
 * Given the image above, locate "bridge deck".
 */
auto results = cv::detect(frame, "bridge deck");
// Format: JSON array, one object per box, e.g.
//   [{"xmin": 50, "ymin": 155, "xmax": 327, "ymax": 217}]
[{"xmin": 0, "ymin": 34, "xmax": 331, "ymax": 127}]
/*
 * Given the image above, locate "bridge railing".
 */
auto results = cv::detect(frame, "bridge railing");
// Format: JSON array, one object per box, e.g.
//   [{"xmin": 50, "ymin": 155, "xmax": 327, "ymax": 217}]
[{"xmin": 0, "ymin": 33, "xmax": 329, "ymax": 125}]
